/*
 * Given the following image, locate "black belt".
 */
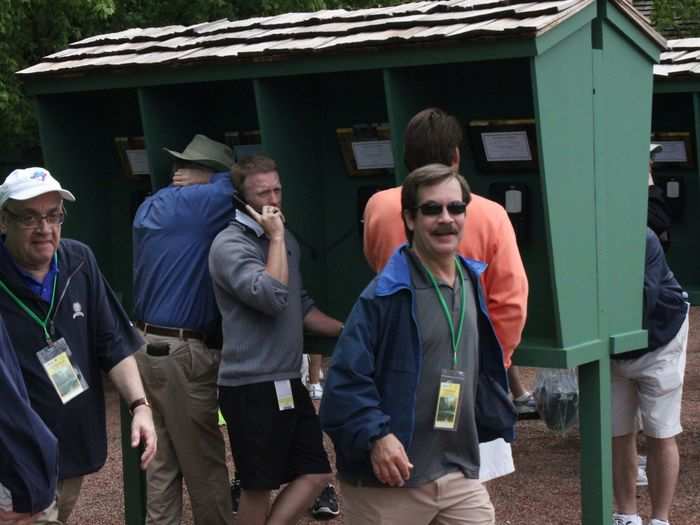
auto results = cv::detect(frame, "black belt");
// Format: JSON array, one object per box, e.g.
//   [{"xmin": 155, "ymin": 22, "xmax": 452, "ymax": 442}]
[{"xmin": 135, "ymin": 321, "xmax": 206, "ymax": 342}]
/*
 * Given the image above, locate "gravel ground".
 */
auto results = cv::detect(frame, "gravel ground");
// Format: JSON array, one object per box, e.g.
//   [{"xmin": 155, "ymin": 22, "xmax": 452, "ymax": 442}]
[{"xmin": 70, "ymin": 307, "xmax": 700, "ymax": 525}]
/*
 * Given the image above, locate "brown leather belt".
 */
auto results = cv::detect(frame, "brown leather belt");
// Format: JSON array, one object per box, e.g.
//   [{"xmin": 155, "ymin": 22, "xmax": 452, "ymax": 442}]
[{"xmin": 135, "ymin": 321, "xmax": 205, "ymax": 342}]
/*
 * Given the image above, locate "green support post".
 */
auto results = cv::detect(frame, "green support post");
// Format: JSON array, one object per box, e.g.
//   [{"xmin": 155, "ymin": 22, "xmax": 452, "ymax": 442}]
[
  {"xmin": 120, "ymin": 402, "xmax": 147, "ymax": 525},
  {"xmin": 578, "ymin": 359, "xmax": 613, "ymax": 524}
]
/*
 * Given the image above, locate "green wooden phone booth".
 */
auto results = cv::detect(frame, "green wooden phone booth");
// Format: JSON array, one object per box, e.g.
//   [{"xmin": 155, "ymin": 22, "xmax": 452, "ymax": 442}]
[
  {"xmin": 652, "ymin": 38, "xmax": 700, "ymax": 304},
  {"xmin": 17, "ymin": 1, "xmax": 665, "ymax": 523}
]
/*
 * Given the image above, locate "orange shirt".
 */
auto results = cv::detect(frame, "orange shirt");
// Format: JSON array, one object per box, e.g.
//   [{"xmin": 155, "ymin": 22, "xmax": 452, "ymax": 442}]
[{"xmin": 363, "ymin": 187, "xmax": 528, "ymax": 367}]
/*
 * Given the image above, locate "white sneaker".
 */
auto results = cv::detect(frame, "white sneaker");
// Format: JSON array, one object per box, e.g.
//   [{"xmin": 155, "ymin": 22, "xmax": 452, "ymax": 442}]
[
  {"xmin": 613, "ymin": 513, "xmax": 642, "ymax": 525},
  {"xmin": 308, "ymin": 383, "xmax": 324, "ymax": 401},
  {"xmin": 648, "ymin": 519, "xmax": 670, "ymax": 525}
]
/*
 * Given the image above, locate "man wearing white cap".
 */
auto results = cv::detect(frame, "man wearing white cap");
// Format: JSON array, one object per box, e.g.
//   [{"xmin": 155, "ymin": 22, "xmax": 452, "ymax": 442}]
[{"xmin": 0, "ymin": 167, "xmax": 157, "ymax": 524}]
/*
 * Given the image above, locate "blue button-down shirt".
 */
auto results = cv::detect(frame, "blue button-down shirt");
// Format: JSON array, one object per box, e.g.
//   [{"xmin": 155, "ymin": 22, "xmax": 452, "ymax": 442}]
[
  {"xmin": 0, "ymin": 240, "xmax": 58, "ymax": 303},
  {"xmin": 132, "ymin": 172, "xmax": 235, "ymax": 331}
]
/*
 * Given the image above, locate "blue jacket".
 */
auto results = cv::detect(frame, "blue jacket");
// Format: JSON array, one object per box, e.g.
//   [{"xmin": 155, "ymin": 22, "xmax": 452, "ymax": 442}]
[
  {"xmin": 133, "ymin": 171, "xmax": 235, "ymax": 333},
  {"xmin": 0, "ymin": 239, "xmax": 143, "ymax": 479},
  {"xmin": 615, "ymin": 228, "xmax": 688, "ymax": 360},
  {"xmin": 0, "ymin": 315, "xmax": 57, "ymax": 513},
  {"xmin": 320, "ymin": 246, "xmax": 516, "ymax": 484}
]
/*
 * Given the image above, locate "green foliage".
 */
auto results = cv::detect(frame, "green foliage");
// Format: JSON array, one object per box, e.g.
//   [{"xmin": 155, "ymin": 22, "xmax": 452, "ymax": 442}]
[
  {"xmin": 0, "ymin": 0, "xmax": 401, "ymax": 159},
  {"xmin": 652, "ymin": 0, "xmax": 700, "ymax": 37}
]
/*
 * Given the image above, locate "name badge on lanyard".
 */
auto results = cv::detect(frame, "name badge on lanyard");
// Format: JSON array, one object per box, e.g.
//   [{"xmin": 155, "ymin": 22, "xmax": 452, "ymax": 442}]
[
  {"xmin": 434, "ymin": 369, "xmax": 465, "ymax": 431},
  {"xmin": 419, "ymin": 256, "xmax": 468, "ymax": 433},
  {"xmin": 36, "ymin": 337, "xmax": 89, "ymax": 404},
  {"xmin": 274, "ymin": 379, "xmax": 295, "ymax": 411}
]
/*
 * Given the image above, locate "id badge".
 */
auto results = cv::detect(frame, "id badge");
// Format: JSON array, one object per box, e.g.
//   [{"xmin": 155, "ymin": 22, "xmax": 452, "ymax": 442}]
[
  {"xmin": 36, "ymin": 338, "xmax": 89, "ymax": 404},
  {"xmin": 434, "ymin": 369, "xmax": 465, "ymax": 431},
  {"xmin": 274, "ymin": 379, "xmax": 295, "ymax": 411}
]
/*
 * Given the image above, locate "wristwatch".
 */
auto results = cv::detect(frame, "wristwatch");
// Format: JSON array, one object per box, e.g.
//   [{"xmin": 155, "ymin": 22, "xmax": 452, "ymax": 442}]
[{"xmin": 129, "ymin": 397, "xmax": 151, "ymax": 415}]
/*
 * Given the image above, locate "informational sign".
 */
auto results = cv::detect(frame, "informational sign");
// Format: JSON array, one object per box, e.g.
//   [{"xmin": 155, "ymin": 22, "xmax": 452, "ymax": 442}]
[
  {"xmin": 351, "ymin": 140, "xmax": 395, "ymax": 170},
  {"xmin": 125, "ymin": 149, "xmax": 151, "ymax": 175},
  {"xmin": 481, "ymin": 131, "xmax": 533, "ymax": 162},
  {"xmin": 654, "ymin": 141, "xmax": 688, "ymax": 163}
]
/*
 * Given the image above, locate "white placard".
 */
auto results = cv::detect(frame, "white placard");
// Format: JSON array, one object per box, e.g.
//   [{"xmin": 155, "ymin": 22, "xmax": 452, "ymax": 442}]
[
  {"xmin": 234, "ymin": 143, "xmax": 263, "ymax": 161},
  {"xmin": 125, "ymin": 149, "xmax": 151, "ymax": 175},
  {"xmin": 654, "ymin": 141, "xmax": 688, "ymax": 163},
  {"xmin": 481, "ymin": 131, "xmax": 532, "ymax": 162},
  {"xmin": 351, "ymin": 140, "xmax": 394, "ymax": 170}
]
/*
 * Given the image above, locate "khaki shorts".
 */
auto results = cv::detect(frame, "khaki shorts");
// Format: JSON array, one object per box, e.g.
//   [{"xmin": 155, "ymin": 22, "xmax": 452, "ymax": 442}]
[{"xmin": 611, "ymin": 312, "xmax": 688, "ymax": 439}]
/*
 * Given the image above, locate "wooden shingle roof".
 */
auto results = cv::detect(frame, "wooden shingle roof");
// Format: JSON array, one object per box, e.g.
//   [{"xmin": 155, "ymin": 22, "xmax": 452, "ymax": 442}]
[
  {"xmin": 18, "ymin": 0, "xmax": 662, "ymax": 79},
  {"xmin": 655, "ymin": 38, "xmax": 700, "ymax": 78}
]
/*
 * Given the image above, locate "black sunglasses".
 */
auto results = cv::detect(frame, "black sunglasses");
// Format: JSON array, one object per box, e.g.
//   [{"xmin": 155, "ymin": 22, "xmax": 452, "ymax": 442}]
[{"xmin": 415, "ymin": 201, "xmax": 467, "ymax": 216}]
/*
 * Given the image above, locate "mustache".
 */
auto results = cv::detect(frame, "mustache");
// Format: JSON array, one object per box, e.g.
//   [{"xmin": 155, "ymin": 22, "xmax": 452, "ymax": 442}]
[{"xmin": 433, "ymin": 225, "xmax": 459, "ymax": 235}]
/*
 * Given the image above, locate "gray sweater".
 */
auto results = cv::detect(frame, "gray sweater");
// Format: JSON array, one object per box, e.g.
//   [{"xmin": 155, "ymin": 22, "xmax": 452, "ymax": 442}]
[{"xmin": 209, "ymin": 211, "xmax": 314, "ymax": 387}]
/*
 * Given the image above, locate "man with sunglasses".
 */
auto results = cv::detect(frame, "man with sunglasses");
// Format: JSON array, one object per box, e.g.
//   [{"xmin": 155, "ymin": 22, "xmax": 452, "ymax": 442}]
[
  {"xmin": 363, "ymin": 108, "xmax": 530, "ymax": 480},
  {"xmin": 132, "ymin": 134, "xmax": 236, "ymax": 525},
  {"xmin": 0, "ymin": 167, "xmax": 156, "ymax": 524},
  {"xmin": 321, "ymin": 164, "xmax": 514, "ymax": 525}
]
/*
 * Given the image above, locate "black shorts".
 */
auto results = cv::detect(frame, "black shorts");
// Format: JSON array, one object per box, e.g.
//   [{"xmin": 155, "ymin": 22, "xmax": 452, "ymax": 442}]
[{"xmin": 219, "ymin": 378, "xmax": 331, "ymax": 490}]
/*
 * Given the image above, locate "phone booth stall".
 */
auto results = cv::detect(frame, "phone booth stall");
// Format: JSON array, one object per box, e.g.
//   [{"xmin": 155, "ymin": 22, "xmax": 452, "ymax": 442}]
[
  {"xmin": 17, "ymin": 1, "xmax": 665, "ymax": 523},
  {"xmin": 652, "ymin": 38, "xmax": 700, "ymax": 303}
]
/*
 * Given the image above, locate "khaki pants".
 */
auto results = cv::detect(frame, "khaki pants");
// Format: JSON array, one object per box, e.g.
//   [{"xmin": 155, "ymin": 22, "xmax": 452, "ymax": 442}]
[
  {"xmin": 34, "ymin": 476, "xmax": 83, "ymax": 524},
  {"xmin": 341, "ymin": 472, "xmax": 495, "ymax": 525},
  {"xmin": 135, "ymin": 334, "xmax": 233, "ymax": 525}
]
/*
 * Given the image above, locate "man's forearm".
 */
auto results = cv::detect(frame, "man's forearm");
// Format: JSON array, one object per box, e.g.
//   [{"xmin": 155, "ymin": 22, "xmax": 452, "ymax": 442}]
[
  {"xmin": 265, "ymin": 236, "xmax": 288, "ymax": 285},
  {"xmin": 303, "ymin": 307, "xmax": 343, "ymax": 337},
  {"xmin": 107, "ymin": 355, "xmax": 147, "ymax": 404}
]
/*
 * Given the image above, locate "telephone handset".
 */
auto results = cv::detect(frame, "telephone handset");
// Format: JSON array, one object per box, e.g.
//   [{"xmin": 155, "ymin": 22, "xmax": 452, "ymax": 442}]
[{"xmin": 488, "ymin": 182, "xmax": 529, "ymax": 243}]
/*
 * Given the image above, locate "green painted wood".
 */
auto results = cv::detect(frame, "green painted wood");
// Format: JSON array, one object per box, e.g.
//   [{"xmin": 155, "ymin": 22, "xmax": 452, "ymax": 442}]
[
  {"xmin": 138, "ymin": 80, "xmax": 258, "ymax": 190},
  {"xmin": 650, "ymin": 92, "xmax": 700, "ymax": 305},
  {"xmin": 382, "ymin": 69, "xmax": 421, "ymax": 184},
  {"xmin": 535, "ymin": 1, "xmax": 596, "ymax": 56},
  {"xmin": 655, "ymin": 80, "xmax": 700, "ymax": 94},
  {"xmin": 593, "ymin": 21, "xmax": 650, "ymax": 353},
  {"xmin": 513, "ymin": 339, "xmax": 606, "ymax": 368},
  {"xmin": 604, "ymin": 1, "xmax": 663, "ymax": 62},
  {"xmin": 23, "ymin": 38, "xmax": 546, "ymax": 97},
  {"xmin": 609, "ymin": 330, "xmax": 648, "ymax": 355},
  {"xmin": 35, "ymin": 91, "xmax": 144, "ymax": 311},
  {"xmin": 253, "ymin": 76, "xmax": 329, "ymax": 307},
  {"xmin": 578, "ymin": 360, "xmax": 614, "ymax": 525},
  {"xmin": 687, "ymin": 288, "xmax": 700, "ymax": 304},
  {"xmin": 120, "ymin": 402, "xmax": 147, "ymax": 525},
  {"xmin": 532, "ymin": 25, "xmax": 598, "ymax": 349}
]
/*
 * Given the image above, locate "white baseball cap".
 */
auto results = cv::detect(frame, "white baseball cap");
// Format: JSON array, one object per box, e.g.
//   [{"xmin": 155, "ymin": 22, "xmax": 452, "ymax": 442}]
[{"xmin": 0, "ymin": 167, "xmax": 76, "ymax": 209}]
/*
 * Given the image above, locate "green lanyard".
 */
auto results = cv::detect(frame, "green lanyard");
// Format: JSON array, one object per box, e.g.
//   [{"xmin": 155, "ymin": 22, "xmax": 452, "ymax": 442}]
[
  {"xmin": 0, "ymin": 261, "xmax": 58, "ymax": 344},
  {"xmin": 420, "ymin": 258, "xmax": 466, "ymax": 369}
]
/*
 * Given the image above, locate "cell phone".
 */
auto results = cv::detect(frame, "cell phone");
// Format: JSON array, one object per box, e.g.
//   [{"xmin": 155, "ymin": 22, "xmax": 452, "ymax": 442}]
[{"xmin": 232, "ymin": 193, "xmax": 249, "ymax": 212}]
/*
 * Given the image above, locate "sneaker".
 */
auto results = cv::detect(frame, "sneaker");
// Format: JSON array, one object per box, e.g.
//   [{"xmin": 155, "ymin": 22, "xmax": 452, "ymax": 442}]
[
  {"xmin": 308, "ymin": 383, "xmax": 324, "ymax": 401},
  {"xmin": 311, "ymin": 484, "xmax": 340, "ymax": 520},
  {"xmin": 513, "ymin": 392, "xmax": 539, "ymax": 419},
  {"xmin": 230, "ymin": 477, "xmax": 241, "ymax": 514},
  {"xmin": 613, "ymin": 513, "xmax": 642, "ymax": 525},
  {"xmin": 648, "ymin": 519, "xmax": 670, "ymax": 525}
]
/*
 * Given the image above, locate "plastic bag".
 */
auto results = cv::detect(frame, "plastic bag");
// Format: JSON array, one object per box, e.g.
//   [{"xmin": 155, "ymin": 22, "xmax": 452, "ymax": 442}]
[{"xmin": 533, "ymin": 368, "xmax": 579, "ymax": 434}]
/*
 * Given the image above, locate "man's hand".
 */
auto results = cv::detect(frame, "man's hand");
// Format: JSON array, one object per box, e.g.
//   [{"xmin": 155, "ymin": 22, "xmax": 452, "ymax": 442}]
[
  {"xmin": 245, "ymin": 204, "xmax": 286, "ymax": 240},
  {"xmin": 370, "ymin": 433, "xmax": 413, "ymax": 487},
  {"xmin": 131, "ymin": 405, "xmax": 157, "ymax": 469},
  {"xmin": 172, "ymin": 167, "xmax": 211, "ymax": 187},
  {"xmin": 0, "ymin": 510, "xmax": 38, "ymax": 525}
]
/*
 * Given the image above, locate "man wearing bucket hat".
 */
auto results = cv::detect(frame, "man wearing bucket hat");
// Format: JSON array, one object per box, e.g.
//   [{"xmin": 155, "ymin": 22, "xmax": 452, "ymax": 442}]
[
  {"xmin": 132, "ymin": 134, "xmax": 236, "ymax": 524},
  {"xmin": 0, "ymin": 167, "xmax": 157, "ymax": 523}
]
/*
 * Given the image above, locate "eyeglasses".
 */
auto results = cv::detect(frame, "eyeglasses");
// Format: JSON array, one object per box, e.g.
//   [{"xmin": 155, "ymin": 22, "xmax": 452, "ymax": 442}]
[
  {"xmin": 415, "ymin": 201, "xmax": 467, "ymax": 216},
  {"xmin": 4, "ymin": 208, "xmax": 65, "ymax": 229}
]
